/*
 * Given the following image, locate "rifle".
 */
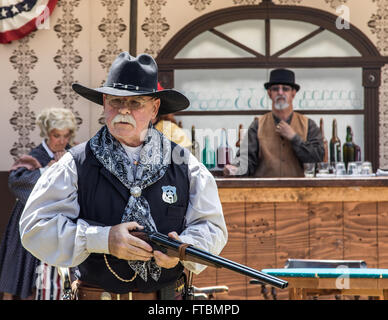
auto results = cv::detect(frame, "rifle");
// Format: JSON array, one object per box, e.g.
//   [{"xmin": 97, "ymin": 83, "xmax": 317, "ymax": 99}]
[{"xmin": 130, "ymin": 230, "xmax": 288, "ymax": 289}]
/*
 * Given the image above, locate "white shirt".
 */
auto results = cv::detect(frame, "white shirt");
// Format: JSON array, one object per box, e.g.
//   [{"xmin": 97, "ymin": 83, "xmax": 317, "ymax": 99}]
[
  {"xmin": 19, "ymin": 146, "xmax": 228, "ymax": 275},
  {"xmin": 39, "ymin": 139, "xmax": 54, "ymax": 175}
]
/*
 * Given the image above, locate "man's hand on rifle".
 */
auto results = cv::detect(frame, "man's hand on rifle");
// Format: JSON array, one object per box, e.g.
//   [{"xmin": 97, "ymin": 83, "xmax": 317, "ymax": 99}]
[
  {"xmin": 153, "ymin": 231, "xmax": 180, "ymax": 269},
  {"xmin": 108, "ymin": 222, "xmax": 153, "ymax": 261}
]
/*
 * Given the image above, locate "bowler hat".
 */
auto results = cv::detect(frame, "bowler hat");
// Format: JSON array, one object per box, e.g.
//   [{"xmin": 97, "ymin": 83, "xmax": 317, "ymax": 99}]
[
  {"xmin": 72, "ymin": 52, "xmax": 189, "ymax": 115},
  {"xmin": 264, "ymin": 69, "xmax": 300, "ymax": 92}
]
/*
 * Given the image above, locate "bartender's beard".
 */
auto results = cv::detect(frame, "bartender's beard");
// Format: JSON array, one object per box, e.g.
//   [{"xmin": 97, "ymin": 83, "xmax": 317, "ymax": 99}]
[{"xmin": 274, "ymin": 95, "xmax": 289, "ymax": 110}]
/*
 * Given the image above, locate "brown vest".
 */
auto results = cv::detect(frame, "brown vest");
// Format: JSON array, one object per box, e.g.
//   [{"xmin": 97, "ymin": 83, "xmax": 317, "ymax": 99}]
[{"xmin": 254, "ymin": 112, "xmax": 308, "ymax": 177}]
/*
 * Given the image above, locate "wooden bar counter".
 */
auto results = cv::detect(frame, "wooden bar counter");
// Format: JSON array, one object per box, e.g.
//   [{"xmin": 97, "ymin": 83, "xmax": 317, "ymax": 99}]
[{"xmin": 192, "ymin": 176, "xmax": 388, "ymax": 300}]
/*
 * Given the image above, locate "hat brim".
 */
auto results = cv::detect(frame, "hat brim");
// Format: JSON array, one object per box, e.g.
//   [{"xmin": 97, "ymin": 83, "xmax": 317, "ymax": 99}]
[
  {"xmin": 264, "ymin": 82, "xmax": 300, "ymax": 92},
  {"xmin": 72, "ymin": 83, "xmax": 190, "ymax": 115}
]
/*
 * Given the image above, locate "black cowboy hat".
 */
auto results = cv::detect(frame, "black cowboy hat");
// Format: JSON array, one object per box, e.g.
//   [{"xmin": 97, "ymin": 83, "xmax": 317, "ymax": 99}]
[
  {"xmin": 72, "ymin": 52, "xmax": 189, "ymax": 115},
  {"xmin": 264, "ymin": 69, "xmax": 300, "ymax": 92}
]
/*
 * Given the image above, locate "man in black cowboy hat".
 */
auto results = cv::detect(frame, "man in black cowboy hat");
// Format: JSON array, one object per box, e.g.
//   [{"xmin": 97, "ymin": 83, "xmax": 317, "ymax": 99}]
[
  {"xmin": 20, "ymin": 52, "xmax": 227, "ymax": 300},
  {"xmin": 224, "ymin": 68, "xmax": 324, "ymax": 177}
]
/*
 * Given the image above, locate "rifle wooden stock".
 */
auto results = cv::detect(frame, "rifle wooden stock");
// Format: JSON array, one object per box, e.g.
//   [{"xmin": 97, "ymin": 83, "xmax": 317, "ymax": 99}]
[{"xmin": 129, "ymin": 230, "xmax": 288, "ymax": 289}]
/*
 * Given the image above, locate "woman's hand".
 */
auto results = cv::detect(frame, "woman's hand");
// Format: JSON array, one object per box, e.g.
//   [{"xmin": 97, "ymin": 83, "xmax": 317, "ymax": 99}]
[
  {"xmin": 47, "ymin": 160, "xmax": 56, "ymax": 167},
  {"xmin": 54, "ymin": 151, "xmax": 66, "ymax": 161}
]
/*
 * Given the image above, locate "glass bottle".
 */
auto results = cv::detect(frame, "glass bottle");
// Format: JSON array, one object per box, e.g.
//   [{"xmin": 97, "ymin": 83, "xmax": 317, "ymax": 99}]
[
  {"xmin": 320, "ymin": 118, "xmax": 328, "ymax": 163},
  {"xmin": 343, "ymin": 125, "xmax": 355, "ymax": 168},
  {"xmin": 217, "ymin": 128, "xmax": 232, "ymax": 168},
  {"xmin": 236, "ymin": 124, "xmax": 243, "ymax": 148},
  {"xmin": 329, "ymin": 119, "xmax": 341, "ymax": 163},
  {"xmin": 351, "ymin": 127, "xmax": 362, "ymax": 162},
  {"xmin": 202, "ymin": 136, "xmax": 215, "ymax": 169},
  {"xmin": 191, "ymin": 125, "xmax": 200, "ymax": 160},
  {"xmin": 354, "ymin": 144, "xmax": 361, "ymax": 162}
]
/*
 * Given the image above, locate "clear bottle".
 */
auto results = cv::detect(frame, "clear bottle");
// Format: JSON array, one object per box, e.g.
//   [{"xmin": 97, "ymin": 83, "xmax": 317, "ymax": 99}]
[
  {"xmin": 217, "ymin": 128, "xmax": 232, "ymax": 168},
  {"xmin": 329, "ymin": 119, "xmax": 341, "ymax": 163},
  {"xmin": 236, "ymin": 124, "xmax": 243, "ymax": 148},
  {"xmin": 202, "ymin": 136, "xmax": 216, "ymax": 169},
  {"xmin": 191, "ymin": 125, "xmax": 200, "ymax": 160},
  {"xmin": 320, "ymin": 118, "xmax": 328, "ymax": 163}
]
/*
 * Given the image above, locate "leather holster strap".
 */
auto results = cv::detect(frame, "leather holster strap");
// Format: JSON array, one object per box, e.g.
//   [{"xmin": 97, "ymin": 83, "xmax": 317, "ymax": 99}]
[
  {"xmin": 178, "ymin": 243, "xmax": 191, "ymax": 261},
  {"xmin": 73, "ymin": 280, "xmax": 158, "ymax": 300}
]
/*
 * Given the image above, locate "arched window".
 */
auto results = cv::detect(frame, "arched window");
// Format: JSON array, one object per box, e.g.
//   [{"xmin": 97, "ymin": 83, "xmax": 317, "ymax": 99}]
[{"xmin": 156, "ymin": 1, "xmax": 388, "ymax": 169}]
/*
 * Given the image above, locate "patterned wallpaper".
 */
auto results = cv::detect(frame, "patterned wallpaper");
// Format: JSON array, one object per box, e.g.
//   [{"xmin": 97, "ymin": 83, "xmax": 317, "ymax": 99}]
[
  {"xmin": 0, "ymin": 0, "xmax": 129, "ymax": 170},
  {"xmin": 1, "ymin": 0, "xmax": 388, "ymax": 169}
]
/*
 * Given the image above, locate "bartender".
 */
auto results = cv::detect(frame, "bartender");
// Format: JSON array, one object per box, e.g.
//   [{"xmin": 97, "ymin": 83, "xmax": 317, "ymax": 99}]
[{"xmin": 224, "ymin": 69, "xmax": 324, "ymax": 177}]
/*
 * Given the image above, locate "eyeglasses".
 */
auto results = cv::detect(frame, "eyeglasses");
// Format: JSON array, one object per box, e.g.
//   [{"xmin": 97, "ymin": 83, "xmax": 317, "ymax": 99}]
[
  {"xmin": 270, "ymin": 85, "xmax": 293, "ymax": 92},
  {"xmin": 105, "ymin": 96, "xmax": 155, "ymax": 110}
]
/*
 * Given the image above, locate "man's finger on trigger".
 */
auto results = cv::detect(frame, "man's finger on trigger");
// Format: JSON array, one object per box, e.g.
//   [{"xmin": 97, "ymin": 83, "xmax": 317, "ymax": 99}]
[
  {"xmin": 128, "ymin": 235, "xmax": 153, "ymax": 252},
  {"xmin": 126, "ymin": 244, "xmax": 153, "ymax": 258}
]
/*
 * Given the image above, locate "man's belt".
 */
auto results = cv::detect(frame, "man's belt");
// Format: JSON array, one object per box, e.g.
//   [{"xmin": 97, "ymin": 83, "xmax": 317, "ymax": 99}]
[{"xmin": 73, "ymin": 280, "xmax": 158, "ymax": 300}]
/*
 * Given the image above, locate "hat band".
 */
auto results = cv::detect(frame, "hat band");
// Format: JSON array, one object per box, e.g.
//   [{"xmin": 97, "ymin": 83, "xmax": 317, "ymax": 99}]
[{"xmin": 107, "ymin": 83, "xmax": 157, "ymax": 93}]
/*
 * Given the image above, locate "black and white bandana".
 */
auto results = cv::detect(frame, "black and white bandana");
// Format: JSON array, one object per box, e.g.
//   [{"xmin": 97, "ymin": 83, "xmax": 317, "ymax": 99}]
[{"xmin": 90, "ymin": 124, "xmax": 171, "ymax": 282}]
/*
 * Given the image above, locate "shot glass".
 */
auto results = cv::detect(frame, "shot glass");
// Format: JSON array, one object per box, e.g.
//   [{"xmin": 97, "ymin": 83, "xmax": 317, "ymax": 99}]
[
  {"xmin": 317, "ymin": 162, "xmax": 329, "ymax": 174},
  {"xmin": 361, "ymin": 162, "xmax": 373, "ymax": 176},
  {"xmin": 303, "ymin": 163, "xmax": 315, "ymax": 177},
  {"xmin": 335, "ymin": 162, "xmax": 346, "ymax": 176},
  {"xmin": 347, "ymin": 162, "xmax": 358, "ymax": 175}
]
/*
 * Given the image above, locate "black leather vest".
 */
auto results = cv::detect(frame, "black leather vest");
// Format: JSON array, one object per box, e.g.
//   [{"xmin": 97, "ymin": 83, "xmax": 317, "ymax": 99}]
[{"xmin": 69, "ymin": 141, "xmax": 190, "ymax": 293}]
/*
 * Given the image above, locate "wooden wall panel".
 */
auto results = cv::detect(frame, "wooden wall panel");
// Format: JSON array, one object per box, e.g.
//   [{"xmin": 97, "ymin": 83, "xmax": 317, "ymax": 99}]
[
  {"xmin": 309, "ymin": 202, "xmax": 344, "ymax": 260},
  {"xmin": 193, "ymin": 202, "xmax": 247, "ymax": 299},
  {"xmin": 275, "ymin": 202, "xmax": 309, "ymax": 266},
  {"xmin": 377, "ymin": 202, "xmax": 388, "ymax": 268},
  {"xmin": 216, "ymin": 202, "xmax": 247, "ymax": 300},
  {"xmin": 245, "ymin": 202, "xmax": 276, "ymax": 300},
  {"xmin": 275, "ymin": 202, "xmax": 309, "ymax": 300},
  {"xmin": 343, "ymin": 202, "xmax": 378, "ymax": 267}
]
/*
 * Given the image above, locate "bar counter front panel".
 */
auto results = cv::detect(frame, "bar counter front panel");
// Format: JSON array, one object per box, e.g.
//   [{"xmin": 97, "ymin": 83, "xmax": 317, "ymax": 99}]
[{"xmin": 192, "ymin": 177, "xmax": 388, "ymax": 300}]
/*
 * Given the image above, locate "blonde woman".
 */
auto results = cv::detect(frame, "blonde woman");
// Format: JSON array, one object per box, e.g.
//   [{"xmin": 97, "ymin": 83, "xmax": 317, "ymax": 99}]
[{"xmin": 0, "ymin": 108, "xmax": 77, "ymax": 300}]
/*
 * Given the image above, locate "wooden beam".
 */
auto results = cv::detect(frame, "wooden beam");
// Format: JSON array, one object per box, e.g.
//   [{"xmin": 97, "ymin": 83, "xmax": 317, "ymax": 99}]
[
  {"xmin": 175, "ymin": 110, "xmax": 365, "ymax": 116},
  {"xmin": 218, "ymin": 187, "xmax": 388, "ymax": 203},
  {"xmin": 157, "ymin": 57, "xmax": 388, "ymax": 70},
  {"xmin": 209, "ymin": 28, "xmax": 264, "ymax": 58},
  {"xmin": 129, "ymin": 0, "xmax": 138, "ymax": 56},
  {"xmin": 272, "ymin": 27, "xmax": 325, "ymax": 57}
]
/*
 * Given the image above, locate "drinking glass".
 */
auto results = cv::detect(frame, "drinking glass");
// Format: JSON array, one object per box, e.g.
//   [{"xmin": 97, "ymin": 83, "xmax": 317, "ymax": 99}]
[
  {"xmin": 303, "ymin": 163, "xmax": 315, "ymax": 177},
  {"xmin": 347, "ymin": 162, "xmax": 358, "ymax": 175},
  {"xmin": 355, "ymin": 161, "xmax": 363, "ymax": 175},
  {"xmin": 317, "ymin": 162, "xmax": 329, "ymax": 174},
  {"xmin": 361, "ymin": 162, "xmax": 373, "ymax": 176},
  {"xmin": 335, "ymin": 162, "xmax": 346, "ymax": 176}
]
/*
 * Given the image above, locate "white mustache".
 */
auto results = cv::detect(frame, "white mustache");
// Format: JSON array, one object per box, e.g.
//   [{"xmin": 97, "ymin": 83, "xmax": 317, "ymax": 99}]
[
  {"xmin": 111, "ymin": 114, "xmax": 136, "ymax": 127},
  {"xmin": 275, "ymin": 95, "xmax": 286, "ymax": 102}
]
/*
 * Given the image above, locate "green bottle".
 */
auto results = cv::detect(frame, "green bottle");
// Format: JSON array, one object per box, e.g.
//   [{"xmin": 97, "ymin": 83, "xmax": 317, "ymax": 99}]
[
  {"xmin": 343, "ymin": 125, "xmax": 355, "ymax": 169},
  {"xmin": 202, "ymin": 136, "xmax": 215, "ymax": 169},
  {"xmin": 329, "ymin": 119, "xmax": 341, "ymax": 163}
]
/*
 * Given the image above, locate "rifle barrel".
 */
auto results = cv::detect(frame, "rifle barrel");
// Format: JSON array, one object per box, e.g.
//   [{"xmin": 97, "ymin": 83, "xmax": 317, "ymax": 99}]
[{"xmin": 149, "ymin": 232, "xmax": 288, "ymax": 289}]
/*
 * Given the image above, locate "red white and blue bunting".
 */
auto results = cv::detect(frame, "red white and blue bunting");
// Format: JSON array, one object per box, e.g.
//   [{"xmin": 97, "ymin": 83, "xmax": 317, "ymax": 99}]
[{"xmin": 0, "ymin": 0, "xmax": 58, "ymax": 44}]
